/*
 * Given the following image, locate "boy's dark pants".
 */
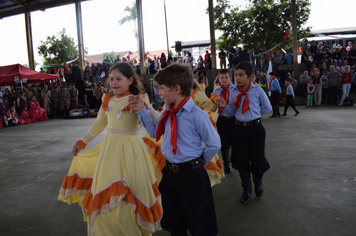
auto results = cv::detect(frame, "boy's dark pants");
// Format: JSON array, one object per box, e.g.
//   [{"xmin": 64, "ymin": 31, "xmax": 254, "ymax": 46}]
[
  {"xmin": 270, "ymin": 91, "xmax": 280, "ymax": 116},
  {"xmin": 231, "ymin": 119, "xmax": 270, "ymax": 190},
  {"xmin": 217, "ymin": 116, "xmax": 235, "ymax": 166},
  {"xmin": 283, "ymin": 95, "xmax": 299, "ymax": 115},
  {"xmin": 159, "ymin": 165, "xmax": 218, "ymax": 236}
]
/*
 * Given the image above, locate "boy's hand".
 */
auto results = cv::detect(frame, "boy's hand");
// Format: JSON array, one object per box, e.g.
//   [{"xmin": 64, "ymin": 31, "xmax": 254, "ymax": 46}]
[
  {"xmin": 129, "ymin": 95, "xmax": 144, "ymax": 111},
  {"xmin": 213, "ymin": 96, "xmax": 226, "ymax": 107},
  {"xmin": 72, "ymin": 144, "xmax": 82, "ymax": 156}
]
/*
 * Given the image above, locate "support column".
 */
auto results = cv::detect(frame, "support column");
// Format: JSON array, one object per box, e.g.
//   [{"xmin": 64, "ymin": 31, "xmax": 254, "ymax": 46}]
[
  {"xmin": 75, "ymin": 1, "xmax": 85, "ymax": 76},
  {"xmin": 291, "ymin": 0, "xmax": 298, "ymax": 71},
  {"xmin": 208, "ymin": 0, "xmax": 216, "ymax": 69},
  {"xmin": 136, "ymin": 0, "xmax": 146, "ymax": 74},
  {"xmin": 24, "ymin": 10, "xmax": 35, "ymax": 70}
]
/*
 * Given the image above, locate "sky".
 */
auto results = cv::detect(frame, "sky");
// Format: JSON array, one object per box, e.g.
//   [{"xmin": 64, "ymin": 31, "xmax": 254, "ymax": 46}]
[{"xmin": 0, "ymin": 0, "xmax": 355, "ymax": 68}]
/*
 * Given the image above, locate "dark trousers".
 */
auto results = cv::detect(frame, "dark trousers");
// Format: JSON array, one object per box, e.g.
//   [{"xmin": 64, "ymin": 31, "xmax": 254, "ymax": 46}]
[
  {"xmin": 231, "ymin": 119, "xmax": 270, "ymax": 180},
  {"xmin": 283, "ymin": 95, "xmax": 299, "ymax": 115},
  {"xmin": 327, "ymin": 86, "xmax": 338, "ymax": 105},
  {"xmin": 159, "ymin": 166, "xmax": 218, "ymax": 236},
  {"xmin": 270, "ymin": 91, "xmax": 280, "ymax": 116},
  {"xmin": 216, "ymin": 116, "xmax": 235, "ymax": 150}
]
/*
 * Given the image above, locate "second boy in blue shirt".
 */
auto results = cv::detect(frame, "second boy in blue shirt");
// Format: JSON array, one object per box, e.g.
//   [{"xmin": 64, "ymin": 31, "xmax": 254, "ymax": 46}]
[{"xmin": 215, "ymin": 62, "xmax": 272, "ymax": 204}]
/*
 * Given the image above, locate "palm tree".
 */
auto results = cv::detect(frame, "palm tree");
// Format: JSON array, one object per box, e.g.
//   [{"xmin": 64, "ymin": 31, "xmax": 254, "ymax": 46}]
[{"xmin": 118, "ymin": 2, "xmax": 138, "ymax": 50}]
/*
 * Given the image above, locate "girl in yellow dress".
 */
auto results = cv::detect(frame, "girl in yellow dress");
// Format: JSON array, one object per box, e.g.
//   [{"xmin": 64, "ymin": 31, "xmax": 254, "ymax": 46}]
[{"xmin": 58, "ymin": 63, "xmax": 163, "ymax": 236}]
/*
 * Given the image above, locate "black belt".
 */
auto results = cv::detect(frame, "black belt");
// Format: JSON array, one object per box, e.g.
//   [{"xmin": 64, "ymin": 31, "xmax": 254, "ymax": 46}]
[
  {"xmin": 165, "ymin": 157, "xmax": 204, "ymax": 173},
  {"xmin": 235, "ymin": 118, "xmax": 261, "ymax": 127}
]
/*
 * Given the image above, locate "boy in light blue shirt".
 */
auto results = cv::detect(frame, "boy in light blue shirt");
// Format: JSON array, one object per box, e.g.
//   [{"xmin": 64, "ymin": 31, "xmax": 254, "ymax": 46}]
[
  {"xmin": 214, "ymin": 62, "xmax": 272, "ymax": 204},
  {"xmin": 130, "ymin": 63, "xmax": 220, "ymax": 236}
]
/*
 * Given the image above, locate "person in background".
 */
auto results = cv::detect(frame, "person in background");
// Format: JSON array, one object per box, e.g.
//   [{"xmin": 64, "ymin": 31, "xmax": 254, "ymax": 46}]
[
  {"xmin": 340, "ymin": 66, "xmax": 352, "ymax": 106},
  {"xmin": 281, "ymin": 78, "xmax": 299, "ymax": 116},
  {"xmin": 3, "ymin": 108, "xmax": 19, "ymax": 127},
  {"xmin": 218, "ymin": 48, "xmax": 227, "ymax": 69}
]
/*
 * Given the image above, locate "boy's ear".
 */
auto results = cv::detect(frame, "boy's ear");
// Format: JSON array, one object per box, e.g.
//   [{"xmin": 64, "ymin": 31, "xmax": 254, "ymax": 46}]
[{"xmin": 173, "ymin": 84, "xmax": 182, "ymax": 94}]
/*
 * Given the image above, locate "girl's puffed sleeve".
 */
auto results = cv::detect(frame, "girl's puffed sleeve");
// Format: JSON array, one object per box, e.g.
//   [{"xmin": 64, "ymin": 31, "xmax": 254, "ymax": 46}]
[
  {"xmin": 140, "ymin": 93, "xmax": 162, "ymax": 122},
  {"xmin": 75, "ymin": 95, "xmax": 109, "ymax": 149},
  {"xmin": 195, "ymin": 89, "xmax": 218, "ymax": 112}
]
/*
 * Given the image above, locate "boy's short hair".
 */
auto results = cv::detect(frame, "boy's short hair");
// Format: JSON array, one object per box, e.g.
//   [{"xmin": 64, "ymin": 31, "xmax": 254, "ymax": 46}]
[
  {"xmin": 285, "ymin": 78, "xmax": 292, "ymax": 83},
  {"xmin": 234, "ymin": 62, "xmax": 254, "ymax": 77},
  {"xmin": 269, "ymin": 71, "xmax": 276, "ymax": 76},
  {"xmin": 218, "ymin": 69, "xmax": 231, "ymax": 77},
  {"xmin": 153, "ymin": 63, "xmax": 194, "ymax": 97}
]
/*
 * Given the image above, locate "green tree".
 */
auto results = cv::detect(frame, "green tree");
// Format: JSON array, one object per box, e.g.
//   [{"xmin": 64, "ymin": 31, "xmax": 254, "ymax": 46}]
[
  {"xmin": 101, "ymin": 51, "xmax": 118, "ymax": 62},
  {"xmin": 212, "ymin": 0, "xmax": 311, "ymax": 50},
  {"xmin": 118, "ymin": 2, "xmax": 138, "ymax": 48},
  {"xmin": 38, "ymin": 28, "xmax": 78, "ymax": 65}
]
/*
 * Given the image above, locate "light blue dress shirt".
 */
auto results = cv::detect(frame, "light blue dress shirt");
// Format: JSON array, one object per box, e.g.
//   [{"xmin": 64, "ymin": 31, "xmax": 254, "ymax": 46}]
[
  {"xmin": 224, "ymin": 82, "xmax": 272, "ymax": 122},
  {"xmin": 136, "ymin": 98, "xmax": 221, "ymax": 165},
  {"xmin": 271, "ymin": 79, "xmax": 281, "ymax": 93},
  {"xmin": 213, "ymin": 83, "xmax": 236, "ymax": 117},
  {"xmin": 286, "ymin": 84, "xmax": 295, "ymax": 97}
]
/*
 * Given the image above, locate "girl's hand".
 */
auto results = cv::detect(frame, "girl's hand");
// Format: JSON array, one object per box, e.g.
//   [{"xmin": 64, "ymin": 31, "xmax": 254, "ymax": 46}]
[
  {"xmin": 72, "ymin": 144, "xmax": 82, "ymax": 156},
  {"xmin": 129, "ymin": 95, "xmax": 144, "ymax": 111}
]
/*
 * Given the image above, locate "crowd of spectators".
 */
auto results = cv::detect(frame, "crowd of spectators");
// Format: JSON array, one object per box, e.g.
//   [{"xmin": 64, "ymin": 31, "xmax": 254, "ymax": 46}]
[
  {"xmin": 0, "ymin": 77, "xmax": 109, "ymax": 128},
  {"xmin": 297, "ymin": 39, "xmax": 356, "ymax": 106}
]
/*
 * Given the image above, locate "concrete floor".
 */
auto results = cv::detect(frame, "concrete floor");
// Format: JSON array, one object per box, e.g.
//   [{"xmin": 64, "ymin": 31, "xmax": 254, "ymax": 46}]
[{"xmin": 0, "ymin": 105, "xmax": 355, "ymax": 236}]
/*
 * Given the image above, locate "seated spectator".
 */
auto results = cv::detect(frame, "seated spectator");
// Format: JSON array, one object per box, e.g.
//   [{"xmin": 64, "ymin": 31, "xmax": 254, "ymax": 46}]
[
  {"xmin": 3, "ymin": 89, "xmax": 14, "ymax": 109},
  {"xmin": 3, "ymin": 108, "xmax": 19, "ymax": 127},
  {"xmin": 346, "ymin": 41, "xmax": 353, "ymax": 51},
  {"xmin": 29, "ymin": 96, "xmax": 48, "ymax": 122},
  {"xmin": 10, "ymin": 107, "xmax": 26, "ymax": 125},
  {"xmin": 286, "ymin": 66, "xmax": 294, "ymax": 78},
  {"xmin": 0, "ymin": 96, "xmax": 5, "ymax": 117},
  {"xmin": 84, "ymin": 67, "xmax": 92, "ymax": 81},
  {"xmin": 21, "ymin": 106, "xmax": 33, "ymax": 124}
]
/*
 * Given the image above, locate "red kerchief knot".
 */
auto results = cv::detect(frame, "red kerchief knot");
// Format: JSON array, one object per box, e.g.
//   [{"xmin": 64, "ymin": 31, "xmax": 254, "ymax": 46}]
[
  {"xmin": 235, "ymin": 83, "xmax": 251, "ymax": 114},
  {"xmin": 156, "ymin": 96, "xmax": 190, "ymax": 155}
]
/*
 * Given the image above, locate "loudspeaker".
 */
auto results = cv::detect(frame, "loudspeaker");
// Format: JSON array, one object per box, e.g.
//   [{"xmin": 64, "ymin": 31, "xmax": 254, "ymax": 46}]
[
  {"xmin": 71, "ymin": 66, "xmax": 82, "ymax": 81},
  {"xmin": 175, "ymin": 41, "xmax": 182, "ymax": 52}
]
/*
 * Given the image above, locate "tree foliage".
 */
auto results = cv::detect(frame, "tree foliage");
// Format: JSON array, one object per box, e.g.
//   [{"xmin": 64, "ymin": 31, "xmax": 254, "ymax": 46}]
[
  {"xmin": 38, "ymin": 28, "xmax": 79, "ymax": 65},
  {"xmin": 101, "ymin": 51, "xmax": 118, "ymax": 61},
  {"xmin": 118, "ymin": 2, "xmax": 137, "ymax": 27},
  {"xmin": 212, "ymin": 0, "xmax": 311, "ymax": 50}
]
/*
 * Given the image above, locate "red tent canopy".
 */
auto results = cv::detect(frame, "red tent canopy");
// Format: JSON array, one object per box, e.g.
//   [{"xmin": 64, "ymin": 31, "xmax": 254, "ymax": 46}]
[{"xmin": 0, "ymin": 64, "xmax": 59, "ymax": 86}]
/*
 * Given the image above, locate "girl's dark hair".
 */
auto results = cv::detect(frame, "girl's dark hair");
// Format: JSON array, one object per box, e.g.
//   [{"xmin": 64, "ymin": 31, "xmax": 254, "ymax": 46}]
[
  {"xmin": 106, "ymin": 63, "xmax": 144, "ymax": 95},
  {"xmin": 198, "ymin": 76, "xmax": 205, "ymax": 83}
]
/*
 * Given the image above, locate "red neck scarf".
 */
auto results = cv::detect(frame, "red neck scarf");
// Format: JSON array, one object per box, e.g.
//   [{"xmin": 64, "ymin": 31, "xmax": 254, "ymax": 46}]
[
  {"xmin": 156, "ymin": 96, "xmax": 190, "ymax": 155},
  {"xmin": 269, "ymin": 77, "xmax": 275, "ymax": 91},
  {"xmin": 219, "ymin": 84, "xmax": 230, "ymax": 115},
  {"xmin": 235, "ymin": 83, "xmax": 251, "ymax": 114}
]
